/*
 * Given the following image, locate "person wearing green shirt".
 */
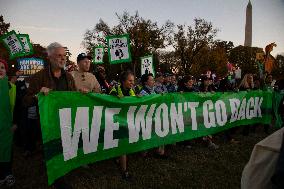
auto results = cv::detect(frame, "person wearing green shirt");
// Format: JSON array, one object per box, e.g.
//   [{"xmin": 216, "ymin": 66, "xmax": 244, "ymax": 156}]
[{"xmin": 109, "ymin": 71, "xmax": 135, "ymax": 181}]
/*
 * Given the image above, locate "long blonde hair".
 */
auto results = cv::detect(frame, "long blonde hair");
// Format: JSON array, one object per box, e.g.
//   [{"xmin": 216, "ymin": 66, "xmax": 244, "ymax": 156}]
[{"xmin": 239, "ymin": 74, "xmax": 254, "ymax": 89}]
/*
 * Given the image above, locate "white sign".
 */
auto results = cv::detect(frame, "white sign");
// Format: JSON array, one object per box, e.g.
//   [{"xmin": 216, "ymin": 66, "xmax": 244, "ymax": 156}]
[
  {"xmin": 141, "ymin": 55, "xmax": 155, "ymax": 76},
  {"xmin": 19, "ymin": 34, "xmax": 33, "ymax": 54},
  {"xmin": 93, "ymin": 47, "xmax": 104, "ymax": 64},
  {"xmin": 107, "ymin": 34, "xmax": 131, "ymax": 64}
]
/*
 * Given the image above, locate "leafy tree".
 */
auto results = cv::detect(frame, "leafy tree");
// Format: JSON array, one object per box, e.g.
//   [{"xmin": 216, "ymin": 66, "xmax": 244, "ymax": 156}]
[
  {"xmin": 0, "ymin": 15, "xmax": 10, "ymax": 60},
  {"xmin": 228, "ymin": 45, "xmax": 263, "ymax": 75},
  {"xmin": 189, "ymin": 45, "xmax": 227, "ymax": 77},
  {"xmin": 172, "ymin": 18, "xmax": 218, "ymax": 74},
  {"xmin": 0, "ymin": 15, "xmax": 10, "ymax": 35},
  {"xmin": 114, "ymin": 11, "xmax": 174, "ymax": 76},
  {"xmin": 214, "ymin": 40, "xmax": 234, "ymax": 55},
  {"xmin": 157, "ymin": 50, "xmax": 179, "ymax": 74},
  {"xmin": 82, "ymin": 11, "xmax": 174, "ymax": 77},
  {"xmin": 272, "ymin": 54, "xmax": 284, "ymax": 79},
  {"xmin": 82, "ymin": 19, "xmax": 111, "ymax": 53}
]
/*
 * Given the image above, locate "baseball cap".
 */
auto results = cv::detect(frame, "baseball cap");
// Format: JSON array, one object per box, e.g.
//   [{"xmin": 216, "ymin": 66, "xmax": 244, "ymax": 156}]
[{"xmin": 77, "ymin": 53, "xmax": 92, "ymax": 62}]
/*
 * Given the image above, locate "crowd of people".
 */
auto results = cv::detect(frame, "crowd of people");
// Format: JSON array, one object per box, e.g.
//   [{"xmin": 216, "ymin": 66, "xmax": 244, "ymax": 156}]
[{"xmin": 0, "ymin": 42, "xmax": 283, "ymax": 189}]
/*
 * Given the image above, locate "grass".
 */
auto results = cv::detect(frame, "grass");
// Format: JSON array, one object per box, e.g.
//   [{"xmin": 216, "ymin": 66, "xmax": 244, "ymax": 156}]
[{"xmin": 10, "ymin": 127, "xmax": 274, "ymax": 189}]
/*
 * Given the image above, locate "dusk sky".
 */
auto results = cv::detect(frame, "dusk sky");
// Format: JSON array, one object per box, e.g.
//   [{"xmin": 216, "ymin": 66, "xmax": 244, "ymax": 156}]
[{"xmin": 1, "ymin": 0, "xmax": 283, "ymax": 61}]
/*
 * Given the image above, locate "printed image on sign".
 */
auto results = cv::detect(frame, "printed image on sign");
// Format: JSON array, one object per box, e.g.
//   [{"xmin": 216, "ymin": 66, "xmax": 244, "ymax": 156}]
[
  {"xmin": 107, "ymin": 34, "xmax": 132, "ymax": 64},
  {"xmin": 17, "ymin": 58, "xmax": 44, "ymax": 76},
  {"xmin": 0, "ymin": 30, "xmax": 25, "ymax": 59},
  {"xmin": 18, "ymin": 34, "xmax": 34, "ymax": 55},
  {"xmin": 141, "ymin": 55, "xmax": 155, "ymax": 76},
  {"xmin": 93, "ymin": 46, "xmax": 104, "ymax": 64}
]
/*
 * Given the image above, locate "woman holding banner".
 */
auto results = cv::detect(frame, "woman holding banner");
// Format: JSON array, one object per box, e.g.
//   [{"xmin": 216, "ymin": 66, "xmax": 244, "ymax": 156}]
[
  {"xmin": 0, "ymin": 59, "xmax": 17, "ymax": 187},
  {"xmin": 199, "ymin": 75, "xmax": 219, "ymax": 149},
  {"xmin": 239, "ymin": 73, "xmax": 256, "ymax": 136},
  {"xmin": 109, "ymin": 70, "xmax": 135, "ymax": 181},
  {"xmin": 140, "ymin": 73, "xmax": 169, "ymax": 159}
]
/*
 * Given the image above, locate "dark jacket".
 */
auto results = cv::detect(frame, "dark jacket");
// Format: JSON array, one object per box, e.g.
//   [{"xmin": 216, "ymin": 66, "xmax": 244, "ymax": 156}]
[
  {"xmin": 178, "ymin": 86, "xmax": 199, "ymax": 92},
  {"xmin": 23, "ymin": 66, "xmax": 76, "ymax": 107}
]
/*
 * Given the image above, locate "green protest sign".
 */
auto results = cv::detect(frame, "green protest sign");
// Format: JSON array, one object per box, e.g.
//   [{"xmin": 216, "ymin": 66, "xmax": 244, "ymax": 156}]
[
  {"xmin": 18, "ymin": 34, "xmax": 34, "ymax": 56},
  {"xmin": 38, "ymin": 90, "xmax": 274, "ymax": 185},
  {"xmin": 107, "ymin": 34, "xmax": 132, "ymax": 64},
  {"xmin": 92, "ymin": 46, "xmax": 104, "ymax": 64},
  {"xmin": 141, "ymin": 55, "xmax": 155, "ymax": 77},
  {"xmin": 0, "ymin": 30, "xmax": 25, "ymax": 59}
]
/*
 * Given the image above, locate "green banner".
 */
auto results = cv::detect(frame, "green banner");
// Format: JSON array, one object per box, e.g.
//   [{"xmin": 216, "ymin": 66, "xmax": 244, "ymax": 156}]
[
  {"xmin": 0, "ymin": 77, "xmax": 13, "ymax": 162},
  {"xmin": 39, "ymin": 90, "xmax": 274, "ymax": 185},
  {"xmin": 273, "ymin": 91, "xmax": 284, "ymax": 128}
]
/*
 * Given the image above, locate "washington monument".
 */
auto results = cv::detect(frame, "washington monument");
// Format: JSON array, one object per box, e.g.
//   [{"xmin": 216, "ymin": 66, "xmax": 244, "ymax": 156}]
[{"xmin": 244, "ymin": 0, "xmax": 252, "ymax": 46}]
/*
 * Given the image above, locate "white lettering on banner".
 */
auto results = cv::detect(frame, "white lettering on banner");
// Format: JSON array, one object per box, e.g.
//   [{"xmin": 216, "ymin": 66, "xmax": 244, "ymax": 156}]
[
  {"xmin": 59, "ymin": 107, "xmax": 88, "ymax": 161},
  {"xmin": 59, "ymin": 107, "xmax": 104, "ymax": 161},
  {"xmin": 85, "ymin": 106, "xmax": 103, "ymax": 154},
  {"xmin": 203, "ymin": 100, "xmax": 216, "ymax": 128},
  {"xmin": 127, "ymin": 104, "xmax": 156, "ymax": 143},
  {"xmin": 57, "ymin": 96, "xmax": 264, "ymax": 161},
  {"xmin": 155, "ymin": 103, "xmax": 169, "ymax": 137},
  {"xmin": 246, "ymin": 97, "xmax": 255, "ymax": 119},
  {"xmin": 145, "ymin": 104, "xmax": 156, "ymax": 139},
  {"xmin": 203, "ymin": 100, "xmax": 227, "ymax": 128},
  {"xmin": 229, "ymin": 99, "xmax": 240, "ymax": 122},
  {"xmin": 238, "ymin": 98, "xmax": 247, "ymax": 120},
  {"xmin": 59, "ymin": 108, "xmax": 73, "ymax": 161},
  {"xmin": 229, "ymin": 97, "xmax": 263, "ymax": 123},
  {"xmin": 254, "ymin": 97, "xmax": 263, "ymax": 118},
  {"xmin": 187, "ymin": 102, "xmax": 199, "ymax": 130},
  {"xmin": 215, "ymin": 100, "xmax": 227, "ymax": 126},
  {"xmin": 170, "ymin": 103, "xmax": 184, "ymax": 134},
  {"xmin": 104, "ymin": 108, "xmax": 121, "ymax": 150}
]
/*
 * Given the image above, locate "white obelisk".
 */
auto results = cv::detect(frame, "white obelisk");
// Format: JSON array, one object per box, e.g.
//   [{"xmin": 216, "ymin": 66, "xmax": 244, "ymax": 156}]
[{"xmin": 244, "ymin": 0, "xmax": 252, "ymax": 47}]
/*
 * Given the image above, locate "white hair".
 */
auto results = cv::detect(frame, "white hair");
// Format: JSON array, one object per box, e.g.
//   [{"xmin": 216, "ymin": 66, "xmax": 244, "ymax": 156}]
[{"xmin": 47, "ymin": 42, "xmax": 64, "ymax": 56}]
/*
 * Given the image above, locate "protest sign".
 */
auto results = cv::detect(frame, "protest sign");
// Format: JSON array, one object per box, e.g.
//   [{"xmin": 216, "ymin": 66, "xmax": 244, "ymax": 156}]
[
  {"xmin": 0, "ymin": 30, "xmax": 25, "ymax": 59},
  {"xmin": 107, "ymin": 34, "xmax": 132, "ymax": 64},
  {"xmin": 17, "ymin": 58, "xmax": 44, "ymax": 76},
  {"xmin": 92, "ymin": 46, "xmax": 104, "ymax": 64},
  {"xmin": 18, "ymin": 34, "xmax": 34, "ymax": 56},
  {"xmin": 141, "ymin": 55, "xmax": 155, "ymax": 76}
]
